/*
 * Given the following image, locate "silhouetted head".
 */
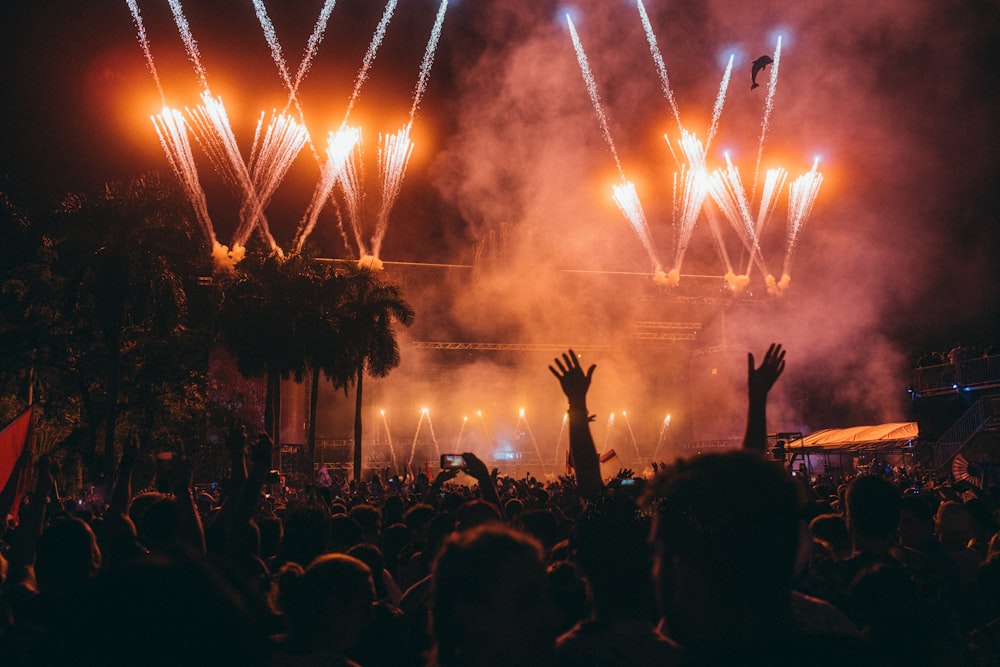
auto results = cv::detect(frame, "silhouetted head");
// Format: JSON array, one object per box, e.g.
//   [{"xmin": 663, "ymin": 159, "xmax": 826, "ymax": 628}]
[
  {"xmin": 846, "ymin": 475, "xmax": 901, "ymax": 544},
  {"xmin": 35, "ymin": 517, "xmax": 102, "ymax": 594},
  {"xmin": 431, "ymin": 524, "xmax": 557, "ymax": 667},
  {"xmin": 644, "ymin": 450, "xmax": 800, "ymax": 641},
  {"xmin": 280, "ymin": 503, "xmax": 332, "ymax": 565},
  {"xmin": 276, "ymin": 553, "xmax": 376, "ymax": 652}
]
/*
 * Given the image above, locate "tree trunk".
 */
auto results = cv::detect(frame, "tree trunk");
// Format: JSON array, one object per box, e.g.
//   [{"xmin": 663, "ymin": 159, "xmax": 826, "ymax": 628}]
[
  {"xmin": 353, "ymin": 368, "xmax": 364, "ymax": 482},
  {"xmin": 308, "ymin": 366, "xmax": 320, "ymax": 478},
  {"xmin": 264, "ymin": 367, "xmax": 280, "ymax": 468},
  {"xmin": 103, "ymin": 331, "xmax": 122, "ymax": 483}
]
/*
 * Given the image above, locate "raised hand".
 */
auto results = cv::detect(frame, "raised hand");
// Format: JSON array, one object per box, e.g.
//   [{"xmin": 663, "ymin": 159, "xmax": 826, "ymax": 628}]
[
  {"xmin": 166, "ymin": 454, "xmax": 194, "ymax": 494},
  {"xmin": 226, "ymin": 419, "xmax": 248, "ymax": 455},
  {"xmin": 251, "ymin": 432, "xmax": 274, "ymax": 469},
  {"xmin": 122, "ymin": 431, "xmax": 140, "ymax": 467},
  {"xmin": 461, "ymin": 452, "xmax": 490, "ymax": 482},
  {"xmin": 549, "ymin": 349, "xmax": 596, "ymax": 408},
  {"xmin": 744, "ymin": 343, "xmax": 786, "ymax": 455},
  {"xmin": 748, "ymin": 343, "xmax": 786, "ymax": 400}
]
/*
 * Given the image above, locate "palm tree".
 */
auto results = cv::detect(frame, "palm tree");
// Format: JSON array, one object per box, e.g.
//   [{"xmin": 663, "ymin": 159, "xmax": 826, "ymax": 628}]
[
  {"xmin": 51, "ymin": 176, "xmax": 201, "ymax": 478},
  {"xmin": 339, "ymin": 267, "xmax": 414, "ymax": 482},
  {"xmin": 216, "ymin": 250, "xmax": 316, "ymax": 445},
  {"xmin": 296, "ymin": 262, "xmax": 352, "ymax": 472}
]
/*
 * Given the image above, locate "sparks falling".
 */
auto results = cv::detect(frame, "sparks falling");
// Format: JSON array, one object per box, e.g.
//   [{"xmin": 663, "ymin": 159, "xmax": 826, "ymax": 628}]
[
  {"xmin": 636, "ymin": 0, "xmax": 681, "ymax": 132},
  {"xmin": 752, "ymin": 36, "xmax": 782, "ymax": 201},
  {"xmin": 566, "ymin": 15, "xmax": 624, "ymax": 178},
  {"xmin": 780, "ymin": 158, "xmax": 824, "ymax": 291}
]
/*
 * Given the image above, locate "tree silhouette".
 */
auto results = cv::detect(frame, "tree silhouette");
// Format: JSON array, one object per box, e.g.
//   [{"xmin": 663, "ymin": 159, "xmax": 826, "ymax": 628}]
[{"xmin": 339, "ymin": 267, "xmax": 414, "ymax": 481}]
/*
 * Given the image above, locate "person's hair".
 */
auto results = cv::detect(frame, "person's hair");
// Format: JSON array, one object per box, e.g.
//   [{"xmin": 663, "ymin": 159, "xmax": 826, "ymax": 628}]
[
  {"xmin": 571, "ymin": 494, "xmax": 656, "ymax": 620},
  {"xmin": 276, "ymin": 553, "xmax": 374, "ymax": 637},
  {"xmin": 898, "ymin": 494, "xmax": 935, "ymax": 522},
  {"xmin": 430, "ymin": 524, "xmax": 545, "ymax": 665},
  {"xmin": 280, "ymin": 504, "xmax": 332, "ymax": 566},
  {"xmin": 935, "ymin": 500, "xmax": 972, "ymax": 543},
  {"xmin": 519, "ymin": 509, "xmax": 559, "ymax": 550},
  {"xmin": 349, "ymin": 504, "xmax": 381, "ymax": 535},
  {"xmin": 644, "ymin": 450, "xmax": 800, "ymax": 599},
  {"xmin": 81, "ymin": 551, "xmax": 270, "ymax": 666},
  {"xmin": 328, "ymin": 514, "xmax": 363, "ymax": 552},
  {"xmin": 346, "ymin": 543, "xmax": 388, "ymax": 599},
  {"xmin": 846, "ymin": 475, "xmax": 901, "ymax": 540},
  {"xmin": 454, "ymin": 499, "xmax": 501, "ymax": 531},
  {"xmin": 382, "ymin": 494, "xmax": 405, "ymax": 526},
  {"xmin": 809, "ymin": 513, "xmax": 850, "ymax": 554},
  {"xmin": 403, "ymin": 503, "xmax": 434, "ymax": 532},
  {"xmin": 35, "ymin": 517, "xmax": 102, "ymax": 593}
]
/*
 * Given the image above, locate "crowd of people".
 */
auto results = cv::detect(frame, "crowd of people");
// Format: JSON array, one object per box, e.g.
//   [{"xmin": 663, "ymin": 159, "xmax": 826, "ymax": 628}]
[{"xmin": 1, "ymin": 343, "xmax": 999, "ymax": 665}]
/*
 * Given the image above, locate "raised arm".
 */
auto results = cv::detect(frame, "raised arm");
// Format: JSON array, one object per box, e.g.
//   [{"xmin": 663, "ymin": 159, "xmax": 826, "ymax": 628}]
[
  {"xmin": 549, "ymin": 349, "xmax": 602, "ymax": 496},
  {"xmin": 166, "ymin": 451, "xmax": 206, "ymax": 555},
  {"xmin": 743, "ymin": 343, "xmax": 786, "ymax": 456},
  {"xmin": 5, "ymin": 455, "xmax": 57, "ymax": 592},
  {"xmin": 109, "ymin": 432, "xmax": 139, "ymax": 518},
  {"xmin": 461, "ymin": 452, "xmax": 502, "ymax": 512}
]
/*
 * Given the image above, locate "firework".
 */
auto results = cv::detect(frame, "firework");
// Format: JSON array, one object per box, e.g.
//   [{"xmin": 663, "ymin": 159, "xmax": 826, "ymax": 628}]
[
  {"xmin": 635, "ymin": 0, "xmax": 681, "ymax": 131},
  {"xmin": 752, "ymin": 36, "xmax": 782, "ymax": 201},
  {"xmin": 780, "ymin": 158, "xmax": 823, "ymax": 289}
]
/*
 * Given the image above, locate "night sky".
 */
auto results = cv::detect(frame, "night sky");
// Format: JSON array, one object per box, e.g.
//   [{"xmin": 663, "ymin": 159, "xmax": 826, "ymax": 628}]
[{"xmin": 3, "ymin": 0, "xmax": 1000, "ymax": 432}]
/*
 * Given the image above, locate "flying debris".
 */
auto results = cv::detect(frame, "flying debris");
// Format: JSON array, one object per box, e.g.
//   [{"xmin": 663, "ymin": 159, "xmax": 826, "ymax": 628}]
[{"xmin": 751, "ymin": 55, "xmax": 773, "ymax": 90}]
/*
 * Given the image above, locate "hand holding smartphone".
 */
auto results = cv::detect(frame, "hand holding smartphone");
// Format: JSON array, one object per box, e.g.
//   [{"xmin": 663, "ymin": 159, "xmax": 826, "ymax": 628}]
[{"xmin": 440, "ymin": 454, "xmax": 467, "ymax": 470}]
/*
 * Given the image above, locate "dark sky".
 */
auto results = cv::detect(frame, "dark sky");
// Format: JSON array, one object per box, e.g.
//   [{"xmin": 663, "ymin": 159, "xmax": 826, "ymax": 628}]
[{"xmin": 3, "ymin": 0, "xmax": 1000, "ymax": 432}]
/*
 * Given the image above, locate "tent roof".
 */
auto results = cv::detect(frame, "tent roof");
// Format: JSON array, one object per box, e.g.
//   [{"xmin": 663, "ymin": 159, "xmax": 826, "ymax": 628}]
[{"xmin": 787, "ymin": 422, "xmax": 919, "ymax": 452}]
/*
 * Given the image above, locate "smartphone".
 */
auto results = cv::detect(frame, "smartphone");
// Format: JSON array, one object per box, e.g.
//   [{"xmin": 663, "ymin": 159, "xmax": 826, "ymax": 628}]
[
  {"xmin": 440, "ymin": 454, "xmax": 467, "ymax": 470},
  {"xmin": 620, "ymin": 479, "xmax": 636, "ymax": 486}
]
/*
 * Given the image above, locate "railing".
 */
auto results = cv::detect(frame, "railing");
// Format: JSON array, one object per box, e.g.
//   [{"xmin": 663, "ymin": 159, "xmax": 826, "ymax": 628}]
[
  {"xmin": 912, "ymin": 354, "xmax": 1000, "ymax": 395},
  {"xmin": 933, "ymin": 395, "xmax": 1000, "ymax": 468}
]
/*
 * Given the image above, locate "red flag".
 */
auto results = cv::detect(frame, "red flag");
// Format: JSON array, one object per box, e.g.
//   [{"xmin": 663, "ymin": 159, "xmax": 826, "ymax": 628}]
[
  {"xmin": 599, "ymin": 448, "xmax": 617, "ymax": 464},
  {"xmin": 0, "ymin": 407, "xmax": 34, "ymax": 522}
]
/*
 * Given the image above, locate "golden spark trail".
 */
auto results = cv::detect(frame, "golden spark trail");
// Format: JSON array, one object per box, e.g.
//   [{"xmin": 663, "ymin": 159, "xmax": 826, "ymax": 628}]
[
  {"xmin": 651, "ymin": 414, "xmax": 670, "ymax": 461},
  {"xmin": 294, "ymin": 126, "xmax": 361, "ymax": 253},
  {"xmin": 152, "ymin": 108, "xmax": 216, "ymax": 248},
  {"xmin": 188, "ymin": 94, "xmax": 279, "ymax": 253},
  {"xmin": 406, "ymin": 0, "xmax": 448, "ymax": 131},
  {"xmin": 457, "ymin": 416, "xmax": 468, "ymax": 449},
  {"xmin": 636, "ymin": 0, "xmax": 681, "ymax": 132},
  {"xmin": 166, "ymin": 0, "xmax": 210, "ymax": 93},
  {"xmin": 477, "ymin": 411, "xmax": 493, "ymax": 449},
  {"xmin": 366, "ymin": 0, "xmax": 446, "ymax": 264},
  {"xmin": 554, "ymin": 413, "xmax": 568, "ymax": 473},
  {"xmin": 622, "ymin": 411, "xmax": 641, "ymax": 461},
  {"xmin": 516, "ymin": 409, "xmax": 548, "ymax": 475},
  {"xmin": 780, "ymin": 158, "xmax": 823, "ymax": 290},
  {"xmin": 703, "ymin": 203, "xmax": 740, "ymax": 289},
  {"xmin": 752, "ymin": 36, "xmax": 781, "ymax": 202},
  {"xmin": 568, "ymin": 13, "xmax": 665, "ymax": 282},
  {"xmin": 379, "ymin": 410, "xmax": 399, "ymax": 475},
  {"xmin": 343, "ymin": 0, "xmax": 399, "ymax": 127},
  {"xmin": 741, "ymin": 167, "xmax": 786, "ymax": 276},
  {"xmin": 124, "ymin": 0, "xmax": 165, "ymax": 102},
  {"xmin": 407, "ymin": 409, "xmax": 427, "ymax": 471},
  {"xmin": 337, "ymin": 138, "xmax": 366, "ymax": 256},
  {"xmin": 567, "ymin": 15, "xmax": 624, "ymax": 178},
  {"xmin": 706, "ymin": 54, "xmax": 734, "ymax": 151},
  {"xmin": 612, "ymin": 181, "xmax": 666, "ymax": 281},
  {"xmin": 666, "ymin": 130, "xmax": 711, "ymax": 285},
  {"xmin": 603, "ymin": 413, "xmax": 616, "ymax": 457},
  {"xmin": 247, "ymin": 111, "xmax": 308, "ymax": 238},
  {"xmin": 291, "ymin": 0, "xmax": 338, "ymax": 100},
  {"xmin": 372, "ymin": 128, "xmax": 414, "ymax": 259},
  {"xmin": 708, "ymin": 154, "xmax": 771, "ymax": 284}
]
